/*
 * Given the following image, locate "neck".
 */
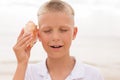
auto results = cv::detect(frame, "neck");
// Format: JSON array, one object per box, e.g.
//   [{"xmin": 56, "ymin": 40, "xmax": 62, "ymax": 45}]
[
  {"xmin": 46, "ymin": 56, "xmax": 75, "ymax": 72},
  {"xmin": 46, "ymin": 56, "xmax": 75, "ymax": 80}
]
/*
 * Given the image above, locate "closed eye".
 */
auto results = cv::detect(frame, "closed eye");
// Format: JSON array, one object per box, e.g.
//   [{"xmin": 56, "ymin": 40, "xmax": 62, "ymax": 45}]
[
  {"xmin": 60, "ymin": 29, "xmax": 68, "ymax": 32},
  {"xmin": 43, "ymin": 30, "xmax": 52, "ymax": 33}
]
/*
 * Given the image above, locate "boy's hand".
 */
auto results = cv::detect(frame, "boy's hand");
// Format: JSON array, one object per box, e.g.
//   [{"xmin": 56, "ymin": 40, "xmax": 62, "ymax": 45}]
[
  {"xmin": 13, "ymin": 29, "xmax": 32, "ymax": 65},
  {"xmin": 13, "ymin": 21, "xmax": 37, "ymax": 65}
]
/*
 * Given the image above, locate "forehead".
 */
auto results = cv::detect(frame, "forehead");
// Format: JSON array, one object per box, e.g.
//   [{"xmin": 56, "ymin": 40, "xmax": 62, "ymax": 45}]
[
  {"xmin": 38, "ymin": 12, "xmax": 74, "ymax": 27},
  {"xmin": 40, "ymin": 24, "xmax": 73, "ymax": 29}
]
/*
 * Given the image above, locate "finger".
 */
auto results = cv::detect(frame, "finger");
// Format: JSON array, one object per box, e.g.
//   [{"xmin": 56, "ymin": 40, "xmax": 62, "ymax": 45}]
[
  {"xmin": 21, "ymin": 37, "xmax": 34, "ymax": 49},
  {"xmin": 16, "ymin": 34, "xmax": 32, "ymax": 47},
  {"xmin": 17, "ymin": 33, "xmax": 31, "ymax": 43}
]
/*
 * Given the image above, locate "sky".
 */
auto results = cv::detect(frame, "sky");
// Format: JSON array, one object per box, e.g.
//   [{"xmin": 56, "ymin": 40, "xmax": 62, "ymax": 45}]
[{"xmin": 0, "ymin": 0, "xmax": 120, "ymax": 37}]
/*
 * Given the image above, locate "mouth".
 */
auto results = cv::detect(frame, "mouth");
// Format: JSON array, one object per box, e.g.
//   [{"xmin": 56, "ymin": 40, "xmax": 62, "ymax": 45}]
[{"xmin": 50, "ymin": 45, "xmax": 63, "ymax": 48}]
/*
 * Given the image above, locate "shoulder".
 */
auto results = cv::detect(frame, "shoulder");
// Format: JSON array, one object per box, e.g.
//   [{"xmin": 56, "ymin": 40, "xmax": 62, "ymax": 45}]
[
  {"xmin": 25, "ymin": 60, "xmax": 48, "ymax": 80},
  {"xmin": 27, "ymin": 61, "xmax": 44, "ymax": 70},
  {"xmin": 82, "ymin": 63, "xmax": 101, "ymax": 75},
  {"xmin": 74, "ymin": 57, "xmax": 101, "ymax": 74},
  {"xmin": 83, "ymin": 63, "xmax": 104, "ymax": 80},
  {"xmin": 73, "ymin": 58, "xmax": 104, "ymax": 80},
  {"xmin": 26, "ymin": 60, "xmax": 47, "ymax": 73}
]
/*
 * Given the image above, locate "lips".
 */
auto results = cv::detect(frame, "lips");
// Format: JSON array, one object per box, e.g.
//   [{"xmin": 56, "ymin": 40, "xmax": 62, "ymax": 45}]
[{"xmin": 50, "ymin": 45, "xmax": 63, "ymax": 48}]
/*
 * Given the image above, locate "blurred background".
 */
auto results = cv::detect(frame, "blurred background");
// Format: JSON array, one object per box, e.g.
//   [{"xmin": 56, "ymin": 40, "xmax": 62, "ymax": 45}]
[{"xmin": 0, "ymin": 0, "xmax": 120, "ymax": 80}]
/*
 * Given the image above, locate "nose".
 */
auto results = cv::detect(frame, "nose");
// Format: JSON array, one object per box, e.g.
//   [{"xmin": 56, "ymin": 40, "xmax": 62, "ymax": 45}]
[{"xmin": 52, "ymin": 31, "xmax": 60, "ymax": 42}]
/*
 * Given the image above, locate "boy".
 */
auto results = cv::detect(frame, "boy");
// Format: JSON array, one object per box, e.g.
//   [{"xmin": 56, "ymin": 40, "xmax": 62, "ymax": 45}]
[{"xmin": 13, "ymin": 0, "xmax": 104, "ymax": 80}]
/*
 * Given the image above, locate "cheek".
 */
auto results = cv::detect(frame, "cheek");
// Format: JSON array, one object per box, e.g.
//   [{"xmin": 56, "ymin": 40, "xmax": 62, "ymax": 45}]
[
  {"xmin": 40, "ymin": 34, "xmax": 50, "ymax": 44},
  {"xmin": 41, "ymin": 36, "xmax": 47, "ymax": 41},
  {"xmin": 62, "ymin": 32, "xmax": 73, "ymax": 43},
  {"xmin": 40, "ymin": 36, "xmax": 48, "ymax": 49}
]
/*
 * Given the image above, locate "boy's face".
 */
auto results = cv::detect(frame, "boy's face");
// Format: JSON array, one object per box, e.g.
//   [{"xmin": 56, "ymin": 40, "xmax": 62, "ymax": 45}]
[{"xmin": 38, "ymin": 12, "xmax": 77, "ymax": 58}]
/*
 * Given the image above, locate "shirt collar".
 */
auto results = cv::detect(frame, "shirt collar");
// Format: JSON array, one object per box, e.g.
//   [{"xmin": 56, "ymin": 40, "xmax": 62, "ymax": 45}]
[
  {"xmin": 37, "ymin": 58, "xmax": 85, "ymax": 79},
  {"xmin": 69, "ymin": 58, "xmax": 85, "ymax": 79},
  {"xmin": 37, "ymin": 59, "xmax": 49, "ymax": 77}
]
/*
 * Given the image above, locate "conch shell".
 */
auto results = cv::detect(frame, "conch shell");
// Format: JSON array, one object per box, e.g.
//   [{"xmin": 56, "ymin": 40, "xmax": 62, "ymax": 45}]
[{"xmin": 24, "ymin": 21, "xmax": 37, "ymax": 47}]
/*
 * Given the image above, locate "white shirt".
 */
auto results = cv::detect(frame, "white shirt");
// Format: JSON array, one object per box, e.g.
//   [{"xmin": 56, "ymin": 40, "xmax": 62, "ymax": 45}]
[{"xmin": 25, "ymin": 58, "xmax": 104, "ymax": 80}]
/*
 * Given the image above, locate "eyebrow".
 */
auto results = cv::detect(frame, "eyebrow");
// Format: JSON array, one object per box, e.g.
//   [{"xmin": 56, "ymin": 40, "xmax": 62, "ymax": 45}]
[
  {"xmin": 40, "ymin": 24, "xmax": 51, "ymax": 28},
  {"xmin": 64, "ymin": 24, "xmax": 73, "ymax": 27}
]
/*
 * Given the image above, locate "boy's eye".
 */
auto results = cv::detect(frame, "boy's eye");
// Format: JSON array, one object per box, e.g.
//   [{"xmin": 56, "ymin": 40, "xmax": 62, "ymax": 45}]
[
  {"xmin": 43, "ymin": 30, "xmax": 52, "ymax": 33},
  {"xmin": 60, "ymin": 29, "xmax": 68, "ymax": 32}
]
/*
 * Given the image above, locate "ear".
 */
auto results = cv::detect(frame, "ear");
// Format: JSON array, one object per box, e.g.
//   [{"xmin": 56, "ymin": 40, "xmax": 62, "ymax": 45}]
[
  {"xmin": 72, "ymin": 27, "xmax": 78, "ymax": 40},
  {"xmin": 37, "ymin": 29, "xmax": 41, "ymax": 42}
]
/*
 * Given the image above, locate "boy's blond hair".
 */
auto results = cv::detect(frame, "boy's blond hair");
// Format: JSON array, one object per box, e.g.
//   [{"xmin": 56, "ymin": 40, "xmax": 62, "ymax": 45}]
[{"xmin": 37, "ymin": 0, "xmax": 74, "ymax": 16}]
